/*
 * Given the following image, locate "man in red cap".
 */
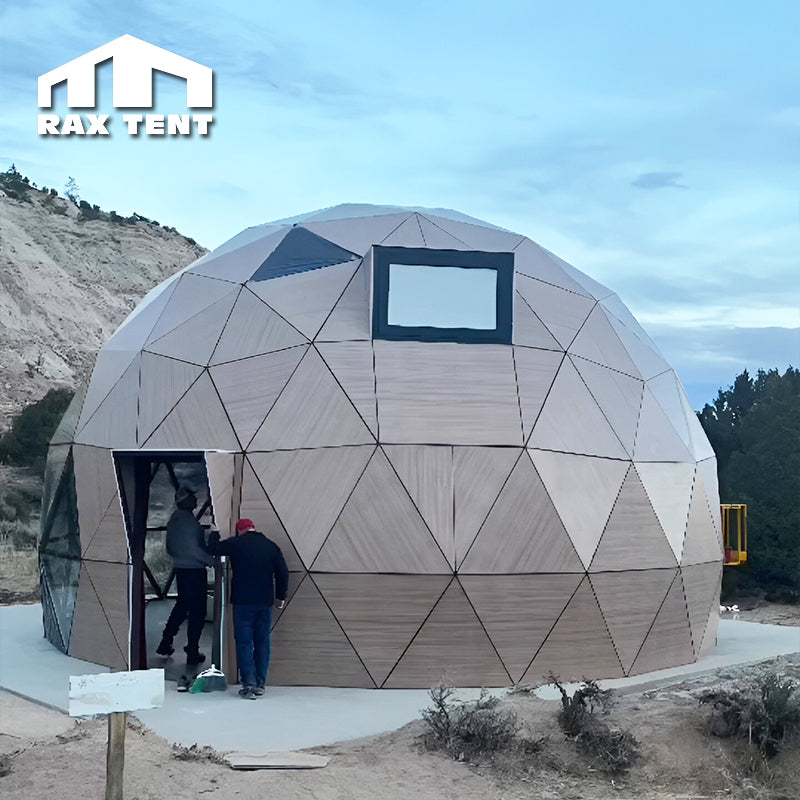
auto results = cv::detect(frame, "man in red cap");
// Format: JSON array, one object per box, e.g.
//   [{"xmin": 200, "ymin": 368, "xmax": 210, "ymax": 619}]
[{"xmin": 208, "ymin": 519, "xmax": 289, "ymax": 699}]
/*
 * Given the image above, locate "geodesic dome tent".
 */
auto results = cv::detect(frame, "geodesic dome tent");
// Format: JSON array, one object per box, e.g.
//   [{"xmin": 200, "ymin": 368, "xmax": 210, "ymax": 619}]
[{"xmin": 40, "ymin": 204, "xmax": 723, "ymax": 687}]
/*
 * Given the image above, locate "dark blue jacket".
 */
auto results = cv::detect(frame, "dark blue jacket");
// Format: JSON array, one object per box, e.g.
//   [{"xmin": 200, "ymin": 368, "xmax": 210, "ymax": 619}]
[{"xmin": 208, "ymin": 531, "xmax": 288, "ymax": 606}]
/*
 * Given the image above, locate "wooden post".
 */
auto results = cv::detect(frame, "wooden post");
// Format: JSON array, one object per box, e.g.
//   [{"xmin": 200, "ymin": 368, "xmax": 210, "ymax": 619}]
[{"xmin": 105, "ymin": 711, "xmax": 126, "ymax": 800}]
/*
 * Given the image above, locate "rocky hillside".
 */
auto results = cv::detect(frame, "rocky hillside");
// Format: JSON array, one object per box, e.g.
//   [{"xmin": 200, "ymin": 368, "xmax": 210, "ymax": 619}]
[{"xmin": 0, "ymin": 169, "xmax": 207, "ymax": 429}]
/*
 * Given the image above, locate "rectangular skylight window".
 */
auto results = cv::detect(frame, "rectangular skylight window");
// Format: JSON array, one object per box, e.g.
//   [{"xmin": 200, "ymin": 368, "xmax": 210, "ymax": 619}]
[
  {"xmin": 372, "ymin": 246, "xmax": 513, "ymax": 344},
  {"xmin": 387, "ymin": 264, "xmax": 497, "ymax": 330}
]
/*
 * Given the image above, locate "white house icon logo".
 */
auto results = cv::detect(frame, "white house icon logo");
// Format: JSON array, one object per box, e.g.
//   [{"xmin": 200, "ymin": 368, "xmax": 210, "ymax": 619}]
[{"xmin": 38, "ymin": 35, "xmax": 214, "ymax": 137}]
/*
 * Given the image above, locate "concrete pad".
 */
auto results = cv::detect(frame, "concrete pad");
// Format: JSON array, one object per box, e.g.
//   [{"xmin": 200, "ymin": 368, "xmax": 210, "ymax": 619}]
[
  {"xmin": 1, "ymin": 604, "xmax": 798, "ymax": 753},
  {"xmin": 0, "ymin": 690, "xmax": 74, "ymax": 741}
]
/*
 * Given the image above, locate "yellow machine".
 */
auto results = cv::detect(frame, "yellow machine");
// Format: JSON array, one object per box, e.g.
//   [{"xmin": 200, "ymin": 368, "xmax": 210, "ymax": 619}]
[{"xmin": 721, "ymin": 504, "xmax": 748, "ymax": 566}]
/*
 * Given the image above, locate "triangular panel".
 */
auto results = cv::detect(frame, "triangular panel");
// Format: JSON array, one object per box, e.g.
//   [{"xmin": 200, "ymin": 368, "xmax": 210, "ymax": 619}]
[
  {"xmin": 646, "ymin": 371, "xmax": 693, "ymax": 452},
  {"xmin": 417, "ymin": 216, "xmax": 472, "ymax": 249},
  {"xmin": 300, "ymin": 213, "xmax": 412, "ymax": 255},
  {"xmin": 590, "ymin": 466, "xmax": 678, "ymax": 572},
  {"xmin": 453, "ymin": 446, "xmax": 520, "ymax": 565},
  {"xmin": 82, "ymin": 498, "xmax": 129, "ymax": 563},
  {"xmin": 383, "ymin": 579, "xmax": 511, "ymax": 688},
  {"xmin": 590, "ymin": 569, "xmax": 676, "ymax": 673},
  {"xmin": 314, "ymin": 573, "xmax": 450, "ymax": 686},
  {"xmin": 316, "ymin": 341, "xmax": 378, "ymax": 435},
  {"xmin": 51, "ymin": 382, "xmax": 88, "ymax": 445},
  {"xmin": 143, "ymin": 371, "xmax": 239, "ymax": 450},
  {"xmin": 461, "ymin": 452, "xmax": 583, "ymax": 573},
  {"xmin": 521, "ymin": 578, "xmax": 624, "ymax": 683},
  {"xmin": 515, "ymin": 274, "xmax": 595, "ymax": 350},
  {"xmin": 248, "ymin": 446, "xmax": 374, "ymax": 569},
  {"xmin": 426, "ymin": 216, "xmax": 524, "ymax": 251},
  {"xmin": 76, "ymin": 348, "xmax": 139, "ymax": 436},
  {"xmin": 209, "ymin": 288, "xmax": 308, "ymax": 365},
  {"xmin": 636, "ymin": 462, "xmax": 695, "ymax": 561},
  {"xmin": 634, "ymin": 388, "xmax": 694, "ymax": 462},
  {"xmin": 73, "ymin": 444, "xmax": 118, "ymax": 551},
  {"xmin": 313, "ymin": 448, "xmax": 450, "ymax": 574},
  {"xmin": 383, "ymin": 445, "xmax": 454, "ymax": 567},
  {"xmin": 379, "ymin": 214, "xmax": 427, "ymax": 247},
  {"xmin": 568, "ymin": 305, "xmax": 641, "ymax": 378},
  {"xmin": 537, "ymin": 247, "xmax": 613, "ymax": 301},
  {"xmin": 143, "ymin": 288, "xmax": 239, "ymax": 365},
  {"xmin": 269, "ymin": 577, "xmax": 374, "ymax": 687},
  {"xmin": 187, "ymin": 228, "xmax": 288, "ymax": 282},
  {"xmin": 514, "ymin": 238, "xmax": 592, "ymax": 296},
  {"xmin": 248, "ymin": 261, "xmax": 359, "ymax": 340},
  {"xmin": 238, "ymin": 458, "xmax": 303, "ymax": 571},
  {"xmin": 137, "ymin": 353, "xmax": 204, "ymax": 445},
  {"xmin": 249, "ymin": 348, "xmax": 375, "ymax": 450},
  {"xmin": 461, "ymin": 573, "xmax": 583, "ymax": 682},
  {"xmin": 529, "ymin": 358, "xmax": 628, "ymax": 458},
  {"xmin": 680, "ymin": 387, "xmax": 716, "ymax": 461},
  {"xmin": 629, "ymin": 575, "xmax": 694, "ymax": 675},
  {"xmin": 681, "ymin": 476, "xmax": 724, "ymax": 565},
  {"xmin": 250, "ymin": 226, "xmax": 358, "ymax": 282},
  {"xmin": 695, "ymin": 458, "xmax": 722, "ymax": 542},
  {"xmin": 681, "ymin": 562, "xmax": 723, "ymax": 657},
  {"xmin": 698, "ymin": 601, "xmax": 720, "ymax": 656},
  {"xmin": 513, "ymin": 292, "xmax": 563, "ymax": 350},
  {"xmin": 571, "ymin": 356, "xmax": 644, "ymax": 457},
  {"xmin": 514, "ymin": 348, "xmax": 563, "ymax": 442},
  {"xmin": 530, "ymin": 450, "xmax": 629, "ymax": 569},
  {"xmin": 602, "ymin": 311, "xmax": 671, "ymax": 381},
  {"xmin": 315, "ymin": 258, "xmax": 372, "ymax": 342},
  {"xmin": 210, "ymin": 347, "xmax": 305, "ymax": 447}
]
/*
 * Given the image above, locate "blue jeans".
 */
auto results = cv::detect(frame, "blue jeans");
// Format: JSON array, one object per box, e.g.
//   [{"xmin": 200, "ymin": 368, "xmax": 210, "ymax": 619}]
[{"xmin": 233, "ymin": 604, "xmax": 273, "ymax": 688}]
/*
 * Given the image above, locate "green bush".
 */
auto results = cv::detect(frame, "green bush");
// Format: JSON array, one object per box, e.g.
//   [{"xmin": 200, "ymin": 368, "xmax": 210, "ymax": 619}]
[{"xmin": 0, "ymin": 388, "xmax": 74, "ymax": 476}]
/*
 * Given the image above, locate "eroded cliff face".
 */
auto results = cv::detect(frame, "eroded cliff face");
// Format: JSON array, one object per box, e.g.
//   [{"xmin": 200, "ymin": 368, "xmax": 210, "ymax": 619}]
[{"xmin": 0, "ymin": 174, "xmax": 207, "ymax": 429}]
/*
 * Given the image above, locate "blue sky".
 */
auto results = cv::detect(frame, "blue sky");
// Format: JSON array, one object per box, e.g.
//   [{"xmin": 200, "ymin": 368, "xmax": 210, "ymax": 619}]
[{"xmin": 1, "ymin": 0, "xmax": 797, "ymax": 408}]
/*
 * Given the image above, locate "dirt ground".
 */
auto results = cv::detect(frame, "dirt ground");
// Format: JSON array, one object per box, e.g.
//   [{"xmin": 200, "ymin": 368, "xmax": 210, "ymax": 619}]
[{"xmin": 1, "ymin": 651, "xmax": 798, "ymax": 799}]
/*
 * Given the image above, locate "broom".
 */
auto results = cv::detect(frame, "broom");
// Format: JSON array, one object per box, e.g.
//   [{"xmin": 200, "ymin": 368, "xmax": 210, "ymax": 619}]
[
  {"xmin": 190, "ymin": 663, "xmax": 227, "ymax": 692},
  {"xmin": 190, "ymin": 555, "xmax": 228, "ymax": 693}
]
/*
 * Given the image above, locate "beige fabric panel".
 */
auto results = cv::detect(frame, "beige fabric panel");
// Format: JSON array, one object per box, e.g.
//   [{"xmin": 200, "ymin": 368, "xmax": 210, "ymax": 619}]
[
  {"xmin": 314, "ymin": 573, "xmax": 450, "ymax": 686},
  {"xmin": 249, "ymin": 348, "xmax": 375, "ymax": 451},
  {"xmin": 188, "ymin": 228, "xmax": 287, "ymax": 282},
  {"xmin": 143, "ymin": 371, "xmax": 240, "ymax": 451},
  {"xmin": 460, "ymin": 573, "xmax": 583, "ymax": 683},
  {"xmin": 515, "ymin": 274, "xmax": 595, "ymax": 350},
  {"xmin": 521, "ymin": 578, "xmax": 624, "ymax": 684},
  {"xmin": 73, "ymin": 444, "xmax": 118, "ymax": 552},
  {"xmin": 383, "ymin": 580, "xmax": 511, "ymax": 688},
  {"xmin": 205, "ymin": 451, "xmax": 236, "ymax": 541},
  {"xmin": 647, "ymin": 371, "xmax": 693, "ymax": 452},
  {"xmin": 600, "ymin": 308, "xmax": 671, "ymax": 381},
  {"xmin": 69, "ymin": 561, "xmax": 129, "ymax": 670},
  {"xmin": 210, "ymin": 347, "xmax": 305, "ymax": 447},
  {"xmin": 76, "ymin": 347, "xmax": 140, "ymax": 435},
  {"xmin": 315, "ymin": 259, "xmax": 372, "ymax": 342},
  {"xmin": 699, "ymin": 601, "xmax": 720, "ymax": 657},
  {"xmin": 681, "ymin": 476, "xmax": 724, "ymax": 565},
  {"xmin": 453, "ymin": 446, "xmax": 520, "ymax": 566},
  {"xmin": 269, "ymin": 577, "xmax": 374, "ymax": 687},
  {"xmin": 681, "ymin": 562, "xmax": 723, "ymax": 657},
  {"xmin": 248, "ymin": 261, "xmax": 359, "ymax": 340},
  {"xmin": 374, "ymin": 341, "xmax": 522, "ymax": 446},
  {"xmin": 590, "ymin": 466, "xmax": 678, "ymax": 572},
  {"xmin": 383, "ymin": 445, "xmax": 454, "ymax": 567},
  {"xmin": 144, "ymin": 288, "xmax": 239, "ymax": 365},
  {"xmin": 528, "ymin": 357, "xmax": 628, "ymax": 458},
  {"xmin": 513, "ymin": 238, "xmax": 593, "ymax": 297},
  {"xmin": 313, "ymin": 448, "xmax": 450, "ymax": 574},
  {"xmin": 567, "ymin": 306, "xmax": 641, "ymax": 378},
  {"xmin": 636, "ymin": 462, "xmax": 696, "ymax": 561},
  {"xmin": 74, "ymin": 356, "xmax": 140, "ymax": 448},
  {"xmin": 460, "ymin": 452, "xmax": 583, "ymax": 574},
  {"xmin": 210, "ymin": 288, "xmax": 308, "ymax": 365},
  {"xmin": 316, "ymin": 341, "xmax": 378, "ymax": 435},
  {"xmin": 82, "ymin": 497, "xmax": 129, "ymax": 564},
  {"xmin": 530, "ymin": 449, "xmax": 629, "ymax": 569},
  {"xmin": 628, "ymin": 575, "xmax": 694, "ymax": 675},
  {"xmin": 300, "ymin": 214, "xmax": 412, "ymax": 256},
  {"xmin": 514, "ymin": 347, "xmax": 563, "ymax": 442},
  {"xmin": 416, "ymin": 216, "xmax": 473, "ymax": 249},
  {"xmin": 512, "ymin": 292, "xmax": 562, "ymax": 350},
  {"xmin": 571, "ymin": 356, "xmax": 644, "ymax": 458},
  {"xmin": 249, "ymin": 446, "xmax": 374, "ymax": 569},
  {"xmin": 589, "ymin": 569, "xmax": 676, "ymax": 673},
  {"xmin": 378, "ymin": 214, "xmax": 427, "ymax": 247},
  {"xmin": 695, "ymin": 457, "xmax": 722, "ymax": 542},
  {"xmin": 633, "ymin": 388, "xmax": 694, "ymax": 463},
  {"xmin": 238, "ymin": 457, "xmax": 304, "ymax": 571},
  {"xmin": 425, "ymin": 216, "xmax": 524, "ymax": 251},
  {"xmin": 137, "ymin": 353, "xmax": 203, "ymax": 445}
]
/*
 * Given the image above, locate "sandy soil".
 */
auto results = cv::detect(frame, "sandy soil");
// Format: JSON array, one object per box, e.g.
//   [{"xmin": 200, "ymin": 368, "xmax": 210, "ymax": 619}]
[{"xmin": 2, "ymin": 654, "xmax": 798, "ymax": 800}]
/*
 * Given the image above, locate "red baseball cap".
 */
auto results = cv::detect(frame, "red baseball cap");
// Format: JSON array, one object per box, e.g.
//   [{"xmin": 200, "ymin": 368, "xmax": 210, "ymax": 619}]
[{"xmin": 235, "ymin": 518, "xmax": 255, "ymax": 534}]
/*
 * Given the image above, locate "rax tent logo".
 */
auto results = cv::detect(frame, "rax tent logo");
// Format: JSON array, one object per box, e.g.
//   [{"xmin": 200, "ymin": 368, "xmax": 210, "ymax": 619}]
[{"xmin": 37, "ymin": 35, "xmax": 214, "ymax": 137}]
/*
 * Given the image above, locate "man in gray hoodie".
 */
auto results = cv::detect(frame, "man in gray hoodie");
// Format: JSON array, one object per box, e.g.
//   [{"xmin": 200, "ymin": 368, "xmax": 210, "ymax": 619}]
[{"xmin": 156, "ymin": 487, "xmax": 214, "ymax": 665}]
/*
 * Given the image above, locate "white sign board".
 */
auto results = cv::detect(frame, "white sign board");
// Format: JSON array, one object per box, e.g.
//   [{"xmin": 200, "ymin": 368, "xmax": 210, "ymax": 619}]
[{"xmin": 69, "ymin": 669, "xmax": 165, "ymax": 717}]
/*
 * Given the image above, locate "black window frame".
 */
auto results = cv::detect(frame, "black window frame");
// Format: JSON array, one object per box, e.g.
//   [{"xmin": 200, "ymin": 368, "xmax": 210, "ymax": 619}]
[{"xmin": 371, "ymin": 246, "xmax": 514, "ymax": 344}]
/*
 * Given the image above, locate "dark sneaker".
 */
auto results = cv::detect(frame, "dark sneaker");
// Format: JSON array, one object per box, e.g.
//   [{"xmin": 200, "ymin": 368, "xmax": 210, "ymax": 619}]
[
  {"xmin": 156, "ymin": 640, "xmax": 174, "ymax": 657},
  {"xmin": 185, "ymin": 650, "xmax": 206, "ymax": 666},
  {"xmin": 252, "ymin": 686, "xmax": 265, "ymax": 696},
  {"xmin": 239, "ymin": 687, "xmax": 257, "ymax": 700},
  {"xmin": 177, "ymin": 675, "xmax": 192, "ymax": 692}
]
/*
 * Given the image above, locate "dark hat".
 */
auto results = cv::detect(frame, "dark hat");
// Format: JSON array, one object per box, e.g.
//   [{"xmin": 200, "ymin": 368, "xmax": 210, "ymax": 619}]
[{"xmin": 174, "ymin": 486, "xmax": 197, "ymax": 507}]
